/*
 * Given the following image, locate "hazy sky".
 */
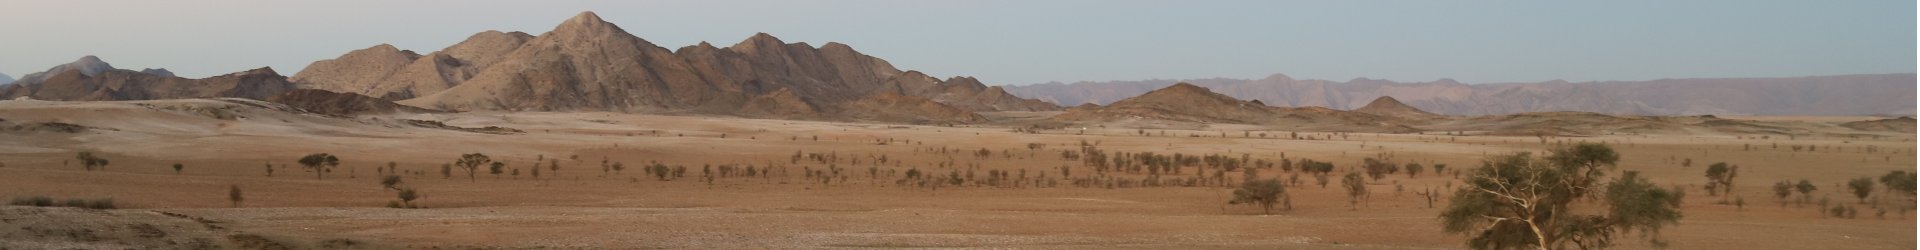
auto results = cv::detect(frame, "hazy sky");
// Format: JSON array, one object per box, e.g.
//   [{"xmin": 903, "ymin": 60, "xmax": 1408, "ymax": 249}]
[{"xmin": 1, "ymin": 0, "xmax": 1912, "ymax": 85}]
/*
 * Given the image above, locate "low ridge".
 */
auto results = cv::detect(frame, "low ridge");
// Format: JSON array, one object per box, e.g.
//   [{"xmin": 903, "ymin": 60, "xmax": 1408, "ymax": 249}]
[
  {"xmin": 1353, "ymin": 96, "xmax": 1440, "ymax": 119},
  {"xmin": 266, "ymin": 89, "xmax": 437, "ymax": 117}
]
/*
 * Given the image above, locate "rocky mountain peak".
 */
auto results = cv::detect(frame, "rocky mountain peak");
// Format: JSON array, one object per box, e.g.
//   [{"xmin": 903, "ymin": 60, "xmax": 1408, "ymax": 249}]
[
  {"xmin": 562, "ymin": 11, "xmax": 609, "ymax": 29},
  {"xmin": 549, "ymin": 11, "xmax": 634, "ymax": 41},
  {"xmin": 943, "ymin": 76, "xmax": 988, "ymax": 89},
  {"xmin": 11, "ymin": 55, "xmax": 120, "ymax": 86},
  {"xmin": 729, "ymin": 32, "xmax": 789, "ymax": 54}
]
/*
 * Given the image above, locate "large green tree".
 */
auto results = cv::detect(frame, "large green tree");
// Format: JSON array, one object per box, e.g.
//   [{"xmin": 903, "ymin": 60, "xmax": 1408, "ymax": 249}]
[{"xmin": 1440, "ymin": 143, "xmax": 1681, "ymax": 249}]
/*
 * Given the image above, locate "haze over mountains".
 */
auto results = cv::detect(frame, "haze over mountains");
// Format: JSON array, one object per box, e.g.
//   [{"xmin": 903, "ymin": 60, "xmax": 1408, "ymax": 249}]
[
  {"xmin": 0, "ymin": 72, "xmax": 12, "ymax": 85},
  {"xmin": 1005, "ymin": 73, "xmax": 1917, "ymax": 116}
]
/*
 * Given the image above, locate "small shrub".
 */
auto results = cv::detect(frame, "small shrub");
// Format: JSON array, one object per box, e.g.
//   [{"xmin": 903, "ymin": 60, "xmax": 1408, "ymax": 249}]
[
  {"xmin": 87, "ymin": 199, "xmax": 115, "ymax": 209},
  {"xmin": 8, "ymin": 196, "xmax": 53, "ymax": 206},
  {"xmin": 63, "ymin": 199, "xmax": 88, "ymax": 208}
]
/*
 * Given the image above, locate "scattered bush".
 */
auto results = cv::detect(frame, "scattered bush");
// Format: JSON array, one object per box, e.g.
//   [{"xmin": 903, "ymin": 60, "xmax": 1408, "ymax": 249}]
[
  {"xmin": 86, "ymin": 198, "xmax": 115, "ymax": 209},
  {"xmin": 8, "ymin": 196, "xmax": 53, "ymax": 206},
  {"xmin": 9, "ymin": 196, "xmax": 116, "ymax": 209}
]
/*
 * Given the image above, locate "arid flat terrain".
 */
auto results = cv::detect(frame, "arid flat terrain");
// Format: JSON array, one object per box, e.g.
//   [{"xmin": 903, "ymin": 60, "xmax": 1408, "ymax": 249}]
[{"xmin": 0, "ymin": 99, "xmax": 1912, "ymax": 249}]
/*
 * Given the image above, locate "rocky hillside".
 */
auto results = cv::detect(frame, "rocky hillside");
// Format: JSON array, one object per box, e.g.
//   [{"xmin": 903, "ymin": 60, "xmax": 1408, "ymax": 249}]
[
  {"xmin": 0, "ymin": 56, "xmax": 295, "ymax": 101},
  {"xmin": 1055, "ymin": 83, "xmax": 1277, "ymax": 124},
  {"xmin": 290, "ymin": 31, "xmax": 533, "ymax": 100},
  {"xmin": 288, "ymin": 11, "xmax": 1054, "ymax": 124},
  {"xmin": 1005, "ymin": 73, "xmax": 1916, "ymax": 116}
]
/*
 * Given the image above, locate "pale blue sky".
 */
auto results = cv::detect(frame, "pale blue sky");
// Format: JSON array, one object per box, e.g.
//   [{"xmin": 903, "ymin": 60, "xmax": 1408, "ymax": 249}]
[{"xmin": 0, "ymin": 0, "xmax": 1911, "ymax": 85}]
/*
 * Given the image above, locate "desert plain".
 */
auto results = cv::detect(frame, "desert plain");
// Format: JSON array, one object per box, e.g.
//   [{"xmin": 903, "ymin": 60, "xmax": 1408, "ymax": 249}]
[{"xmin": 0, "ymin": 98, "xmax": 1909, "ymax": 249}]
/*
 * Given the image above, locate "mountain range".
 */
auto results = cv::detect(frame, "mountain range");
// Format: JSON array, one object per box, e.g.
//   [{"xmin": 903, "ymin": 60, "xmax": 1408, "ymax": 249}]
[
  {"xmin": 290, "ymin": 11, "xmax": 1056, "ymax": 124},
  {"xmin": 0, "ymin": 56, "xmax": 293, "ymax": 101},
  {"xmin": 1004, "ymin": 73, "xmax": 1916, "ymax": 116},
  {"xmin": 0, "ymin": 11, "xmax": 1909, "ymax": 128},
  {"xmin": 1051, "ymin": 82, "xmax": 1910, "ymax": 136},
  {"xmin": 0, "ymin": 72, "xmax": 14, "ymax": 85}
]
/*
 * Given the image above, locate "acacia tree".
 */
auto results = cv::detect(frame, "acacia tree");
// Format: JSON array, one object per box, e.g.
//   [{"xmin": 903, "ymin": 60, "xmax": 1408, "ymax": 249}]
[
  {"xmin": 1794, "ymin": 179, "xmax": 1817, "ymax": 205},
  {"xmin": 1440, "ymin": 143, "xmax": 1682, "ymax": 250},
  {"xmin": 454, "ymin": 153, "xmax": 491, "ymax": 182},
  {"xmin": 1341, "ymin": 172, "xmax": 1367, "ymax": 210},
  {"xmin": 397, "ymin": 188, "xmax": 420, "ymax": 208},
  {"xmin": 172, "ymin": 163, "xmax": 184, "ymax": 174},
  {"xmin": 297, "ymin": 153, "xmax": 340, "ymax": 180},
  {"xmin": 1229, "ymin": 179, "xmax": 1289, "ymax": 214},
  {"xmin": 1846, "ymin": 177, "xmax": 1874, "ymax": 204},
  {"xmin": 1704, "ymin": 163, "xmax": 1737, "ymax": 199}
]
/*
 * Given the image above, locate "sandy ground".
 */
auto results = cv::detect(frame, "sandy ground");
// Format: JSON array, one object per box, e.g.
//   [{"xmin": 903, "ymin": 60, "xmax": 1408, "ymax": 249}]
[{"xmin": 0, "ymin": 99, "xmax": 1913, "ymax": 249}]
